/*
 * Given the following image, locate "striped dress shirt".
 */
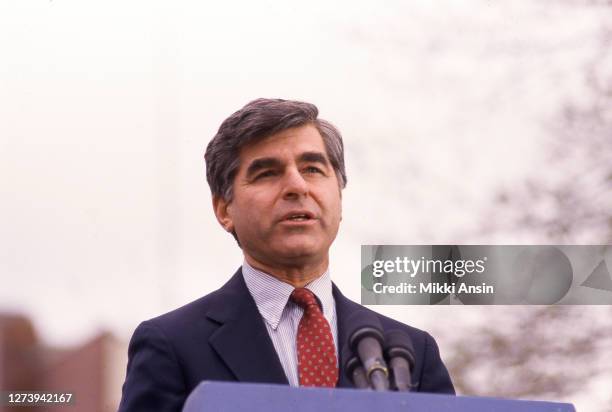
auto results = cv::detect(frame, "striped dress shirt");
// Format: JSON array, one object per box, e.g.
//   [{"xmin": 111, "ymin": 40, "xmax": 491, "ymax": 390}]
[{"xmin": 241, "ymin": 261, "xmax": 338, "ymax": 387}]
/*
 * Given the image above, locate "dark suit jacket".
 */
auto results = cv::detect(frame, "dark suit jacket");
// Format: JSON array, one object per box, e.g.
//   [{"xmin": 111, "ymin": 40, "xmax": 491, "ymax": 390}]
[{"xmin": 118, "ymin": 269, "xmax": 454, "ymax": 411}]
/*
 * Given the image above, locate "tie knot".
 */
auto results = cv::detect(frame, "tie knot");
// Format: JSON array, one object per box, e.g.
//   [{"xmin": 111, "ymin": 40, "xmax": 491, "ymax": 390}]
[{"xmin": 290, "ymin": 288, "xmax": 319, "ymax": 310}]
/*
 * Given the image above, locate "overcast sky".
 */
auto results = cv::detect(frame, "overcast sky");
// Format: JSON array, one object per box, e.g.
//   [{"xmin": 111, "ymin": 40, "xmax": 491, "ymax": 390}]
[{"xmin": 1, "ymin": 1, "xmax": 609, "ymax": 409}]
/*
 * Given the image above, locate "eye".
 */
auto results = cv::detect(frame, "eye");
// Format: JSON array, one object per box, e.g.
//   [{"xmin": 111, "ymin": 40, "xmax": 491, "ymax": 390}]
[
  {"xmin": 304, "ymin": 166, "xmax": 324, "ymax": 175},
  {"xmin": 254, "ymin": 170, "xmax": 277, "ymax": 180}
]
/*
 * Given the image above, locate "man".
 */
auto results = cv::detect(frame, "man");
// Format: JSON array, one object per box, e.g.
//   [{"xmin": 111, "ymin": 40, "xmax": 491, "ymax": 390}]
[{"xmin": 118, "ymin": 98, "xmax": 454, "ymax": 412}]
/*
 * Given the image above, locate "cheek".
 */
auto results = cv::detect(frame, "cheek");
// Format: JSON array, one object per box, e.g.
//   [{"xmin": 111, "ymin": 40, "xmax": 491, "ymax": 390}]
[
  {"xmin": 323, "ymin": 192, "xmax": 343, "ymax": 227},
  {"xmin": 333, "ymin": 204, "xmax": 343, "ymax": 228},
  {"xmin": 233, "ymin": 206, "xmax": 257, "ymax": 228},
  {"xmin": 331, "ymin": 186, "xmax": 343, "ymax": 214},
  {"xmin": 231, "ymin": 196, "xmax": 270, "ymax": 230}
]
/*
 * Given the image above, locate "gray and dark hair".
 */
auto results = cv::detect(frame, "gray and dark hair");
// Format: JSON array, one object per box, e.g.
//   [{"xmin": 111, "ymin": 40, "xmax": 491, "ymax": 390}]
[{"xmin": 205, "ymin": 98, "xmax": 347, "ymax": 200}]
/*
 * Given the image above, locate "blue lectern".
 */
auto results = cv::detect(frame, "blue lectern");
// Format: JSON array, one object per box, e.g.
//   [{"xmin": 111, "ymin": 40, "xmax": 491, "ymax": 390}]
[{"xmin": 182, "ymin": 381, "xmax": 576, "ymax": 412}]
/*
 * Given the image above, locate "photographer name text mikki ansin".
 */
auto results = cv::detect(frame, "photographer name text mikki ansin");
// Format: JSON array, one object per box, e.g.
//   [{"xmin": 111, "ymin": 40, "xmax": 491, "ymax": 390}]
[{"xmin": 372, "ymin": 282, "xmax": 495, "ymax": 295}]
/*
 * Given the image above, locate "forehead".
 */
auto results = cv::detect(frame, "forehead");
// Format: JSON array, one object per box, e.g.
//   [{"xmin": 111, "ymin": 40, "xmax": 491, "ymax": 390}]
[{"xmin": 238, "ymin": 125, "xmax": 327, "ymax": 163}]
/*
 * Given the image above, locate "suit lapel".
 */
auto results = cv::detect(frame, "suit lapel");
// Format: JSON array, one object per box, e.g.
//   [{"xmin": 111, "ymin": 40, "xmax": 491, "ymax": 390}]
[
  {"xmin": 206, "ymin": 270, "xmax": 289, "ymax": 385},
  {"xmin": 333, "ymin": 283, "xmax": 360, "ymax": 389}
]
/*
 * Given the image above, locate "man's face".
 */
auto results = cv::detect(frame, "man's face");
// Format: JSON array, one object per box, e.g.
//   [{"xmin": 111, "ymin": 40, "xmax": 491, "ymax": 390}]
[{"xmin": 214, "ymin": 124, "xmax": 342, "ymax": 270}]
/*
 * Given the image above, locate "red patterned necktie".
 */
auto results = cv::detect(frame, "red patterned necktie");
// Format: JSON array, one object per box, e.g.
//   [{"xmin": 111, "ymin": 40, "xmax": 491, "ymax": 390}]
[{"xmin": 290, "ymin": 288, "xmax": 339, "ymax": 388}]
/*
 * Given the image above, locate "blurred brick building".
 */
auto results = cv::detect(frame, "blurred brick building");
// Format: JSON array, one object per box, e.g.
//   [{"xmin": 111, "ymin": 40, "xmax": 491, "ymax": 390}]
[{"xmin": 0, "ymin": 314, "xmax": 126, "ymax": 412}]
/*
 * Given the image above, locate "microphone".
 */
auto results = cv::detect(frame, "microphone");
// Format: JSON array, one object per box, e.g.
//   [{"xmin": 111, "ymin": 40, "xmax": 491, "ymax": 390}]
[
  {"xmin": 344, "ymin": 356, "xmax": 370, "ymax": 389},
  {"xmin": 384, "ymin": 330, "xmax": 416, "ymax": 391},
  {"xmin": 346, "ymin": 310, "xmax": 389, "ymax": 391},
  {"xmin": 341, "ymin": 343, "xmax": 370, "ymax": 389}
]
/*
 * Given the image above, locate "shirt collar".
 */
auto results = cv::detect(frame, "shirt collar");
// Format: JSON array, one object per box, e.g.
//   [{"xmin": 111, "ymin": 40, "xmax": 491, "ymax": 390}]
[{"xmin": 242, "ymin": 261, "xmax": 334, "ymax": 330}]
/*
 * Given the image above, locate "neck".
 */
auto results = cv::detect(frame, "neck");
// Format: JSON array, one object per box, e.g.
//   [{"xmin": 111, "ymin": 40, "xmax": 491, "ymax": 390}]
[{"xmin": 244, "ymin": 254, "xmax": 329, "ymax": 288}]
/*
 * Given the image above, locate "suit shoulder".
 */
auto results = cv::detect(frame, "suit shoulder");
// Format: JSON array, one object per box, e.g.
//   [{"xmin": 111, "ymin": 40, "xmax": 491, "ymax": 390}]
[
  {"xmin": 142, "ymin": 285, "xmax": 231, "ymax": 337},
  {"xmin": 143, "ymin": 269, "xmax": 245, "ymax": 332}
]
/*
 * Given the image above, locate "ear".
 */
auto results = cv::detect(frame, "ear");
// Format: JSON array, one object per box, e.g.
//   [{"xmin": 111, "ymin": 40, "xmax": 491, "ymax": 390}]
[{"xmin": 212, "ymin": 195, "xmax": 234, "ymax": 233}]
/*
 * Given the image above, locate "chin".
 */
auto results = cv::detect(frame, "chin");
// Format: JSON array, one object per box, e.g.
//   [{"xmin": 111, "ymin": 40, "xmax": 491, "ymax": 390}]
[
  {"xmin": 279, "ymin": 246, "xmax": 318, "ymax": 259},
  {"xmin": 276, "ymin": 239, "xmax": 322, "ymax": 260}
]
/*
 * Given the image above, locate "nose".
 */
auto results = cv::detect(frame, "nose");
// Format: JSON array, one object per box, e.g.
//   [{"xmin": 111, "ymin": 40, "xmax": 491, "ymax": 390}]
[{"xmin": 281, "ymin": 167, "xmax": 309, "ymax": 199}]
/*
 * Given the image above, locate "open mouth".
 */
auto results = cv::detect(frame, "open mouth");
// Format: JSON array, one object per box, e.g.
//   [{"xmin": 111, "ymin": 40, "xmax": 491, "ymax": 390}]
[
  {"xmin": 286, "ymin": 214, "xmax": 311, "ymax": 221},
  {"xmin": 281, "ymin": 211, "xmax": 315, "ymax": 222}
]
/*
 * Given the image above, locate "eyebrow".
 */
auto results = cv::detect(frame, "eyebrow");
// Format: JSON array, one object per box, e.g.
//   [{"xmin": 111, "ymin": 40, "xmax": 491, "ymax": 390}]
[
  {"xmin": 299, "ymin": 151, "xmax": 329, "ymax": 166},
  {"xmin": 244, "ymin": 151, "xmax": 330, "ymax": 179},
  {"xmin": 245, "ymin": 157, "xmax": 283, "ymax": 178}
]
